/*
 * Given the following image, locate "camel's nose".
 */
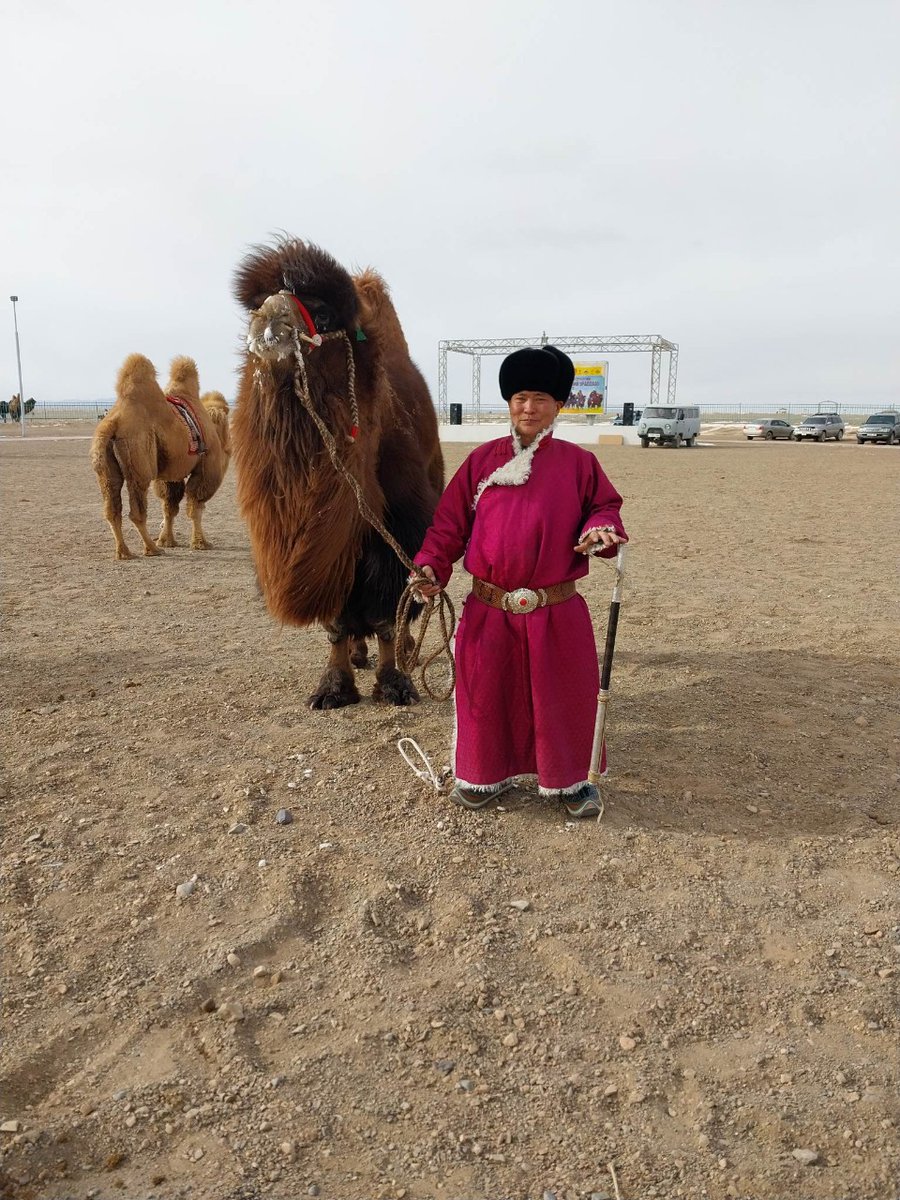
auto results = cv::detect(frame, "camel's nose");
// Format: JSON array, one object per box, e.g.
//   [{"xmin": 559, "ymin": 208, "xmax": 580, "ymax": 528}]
[{"xmin": 263, "ymin": 324, "xmax": 279, "ymax": 347}]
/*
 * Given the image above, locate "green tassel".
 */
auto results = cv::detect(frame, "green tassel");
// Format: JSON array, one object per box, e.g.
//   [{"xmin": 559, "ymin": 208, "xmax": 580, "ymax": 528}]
[{"xmin": 356, "ymin": 328, "xmax": 367, "ymax": 342}]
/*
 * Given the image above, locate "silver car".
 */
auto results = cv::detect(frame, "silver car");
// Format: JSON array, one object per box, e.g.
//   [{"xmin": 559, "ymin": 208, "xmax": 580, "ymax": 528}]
[
  {"xmin": 857, "ymin": 413, "xmax": 900, "ymax": 444},
  {"xmin": 794, "ymin": 414, "xmax": 845, "ymax": 442},
  {"xmin": 743, "ymin": 419, "xmax": 795, "ymax": 441}
]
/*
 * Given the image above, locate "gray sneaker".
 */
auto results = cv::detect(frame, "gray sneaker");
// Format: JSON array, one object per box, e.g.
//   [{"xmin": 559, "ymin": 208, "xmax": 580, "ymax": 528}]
[
  {"xmin": 450, "ymin": 781, "xmax": 514, "ymax": 811},
  {"xmin": 560, "ymin": 784, "xmax": 603, "ymax": 819}
]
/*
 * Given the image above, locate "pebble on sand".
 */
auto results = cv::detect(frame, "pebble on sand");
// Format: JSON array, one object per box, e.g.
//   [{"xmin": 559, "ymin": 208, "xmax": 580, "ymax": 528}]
[{"xmin": 791, "ymin": 1148, "xmax": 820, "ymax": 1165}]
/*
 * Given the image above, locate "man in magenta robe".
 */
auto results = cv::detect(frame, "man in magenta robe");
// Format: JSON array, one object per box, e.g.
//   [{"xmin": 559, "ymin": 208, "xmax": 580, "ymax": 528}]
[{"xmin": 413, "ymin": 346, "xmax": 628, "ymax": 819}]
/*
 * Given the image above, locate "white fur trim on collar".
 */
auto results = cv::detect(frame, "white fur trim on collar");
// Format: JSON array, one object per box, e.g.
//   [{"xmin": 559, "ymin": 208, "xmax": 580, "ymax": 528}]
[{"xmin": 472, "ymin": 423, "xmax": 555, "ymax": 510}]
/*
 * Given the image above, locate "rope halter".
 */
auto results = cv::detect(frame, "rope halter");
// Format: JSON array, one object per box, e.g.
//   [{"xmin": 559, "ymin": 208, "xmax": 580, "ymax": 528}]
[
  {"xmin": 247, "ymin": 289, "xmax": 359, "ymax": 441},
  {"xmin": 283, "ymin": 292, "xmax": 324, "ymax": 347}
]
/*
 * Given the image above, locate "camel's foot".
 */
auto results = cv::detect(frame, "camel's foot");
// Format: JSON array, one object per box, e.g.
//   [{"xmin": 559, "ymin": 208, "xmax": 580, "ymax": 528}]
[
  {"xmin": 143, "ymin": 543, "xmax": 163, "ymax": 557},
  {"xmin": 308, "ymin": 668, "xmax": 361, "ymax": 710},
  {"xmin": 115, "ymin": 545, "xmax": 135, "ymax": 561},
  {"xmin": 157, "ymin": 531, "xmax": 177, "ymax": 548},
  {"xmin": 350, "ymin": 637, "xmax": 370, "ymax": 669},
  {"xmin": 190, "ymin": 537, "xmax": 211, "ymax": 550},
  {"xmin": 373, "ymin": 666, "xmax": 420, "ymax": 706}
]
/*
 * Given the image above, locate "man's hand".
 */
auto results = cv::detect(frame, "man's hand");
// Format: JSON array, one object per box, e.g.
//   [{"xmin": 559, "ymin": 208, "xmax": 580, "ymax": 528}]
[
  {"xmin": 574, "ymin": 527, "xmax": 625, "ymax": 555},
  {"xmin": 410, "ymin": 564, "xmax": 442, "ymax": 598}
]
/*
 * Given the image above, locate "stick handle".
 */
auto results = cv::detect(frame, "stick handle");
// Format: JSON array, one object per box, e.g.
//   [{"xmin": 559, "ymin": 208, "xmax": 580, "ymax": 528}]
[
  {"xmin": 588, "ymin": 691, "xmax": 609, "ymax": 784},
  {"xmin": 588, "ymin": 544, "xmax": 627, "ymax": 784}
]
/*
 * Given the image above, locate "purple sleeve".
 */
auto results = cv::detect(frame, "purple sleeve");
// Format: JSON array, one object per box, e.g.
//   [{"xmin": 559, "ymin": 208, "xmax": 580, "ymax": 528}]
[
  {"xmin": 413, "ymin": 454, "xmax": 479, "ymax": 587},
  {"xmin": 579, "ymin": 457, "xmax": 628, "ymax": 559}
]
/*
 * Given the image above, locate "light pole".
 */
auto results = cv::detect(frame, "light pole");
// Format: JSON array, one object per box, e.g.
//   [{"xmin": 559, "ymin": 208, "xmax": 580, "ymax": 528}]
[{"xmin": 10, "ymin": 295, "xmax": 26, "ymax": 437}]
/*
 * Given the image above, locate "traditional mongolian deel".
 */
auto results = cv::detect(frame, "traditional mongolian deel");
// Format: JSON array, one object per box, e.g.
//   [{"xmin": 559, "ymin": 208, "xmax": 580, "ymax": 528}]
[{"xmin": 414, "ymin": 427, "xmax": 627, "ymax": 795}]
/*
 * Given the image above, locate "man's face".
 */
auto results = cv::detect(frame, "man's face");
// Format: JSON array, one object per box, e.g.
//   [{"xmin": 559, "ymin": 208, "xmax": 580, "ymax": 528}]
[{"xmin": 508, "ymin": 391, "xmax": 562, "ymax": 444}]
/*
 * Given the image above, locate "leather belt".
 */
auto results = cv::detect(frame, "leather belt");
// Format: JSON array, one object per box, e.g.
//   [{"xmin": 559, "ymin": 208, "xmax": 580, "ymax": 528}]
[{"xmin": 472, "ymin": 577, "xmax": 576, "ymax": 614}]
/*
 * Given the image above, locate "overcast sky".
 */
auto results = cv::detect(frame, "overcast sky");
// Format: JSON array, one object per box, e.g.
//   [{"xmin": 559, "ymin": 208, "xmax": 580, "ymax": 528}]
[{"xmin": 2, "ymin": 0, "xmax": 898, "ymax": 412}]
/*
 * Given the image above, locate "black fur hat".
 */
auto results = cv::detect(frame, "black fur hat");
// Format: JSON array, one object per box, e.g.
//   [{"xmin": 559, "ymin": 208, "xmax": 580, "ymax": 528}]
[{"xmin": 499, "ymin": 345, "xmax": 575, "ymax": 404}]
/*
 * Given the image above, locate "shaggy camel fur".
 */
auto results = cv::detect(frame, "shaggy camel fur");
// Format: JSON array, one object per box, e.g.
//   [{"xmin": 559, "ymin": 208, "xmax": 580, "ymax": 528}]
[
  {"xmin": 7, "ymin": 395, "xmax": 35, "ymax": 422},
  {"xmin": 232, "ymin": 238, "xmax": 444, "ymax": 708},
  {"xmin": 91, "ymin": 356, "xmax": 231, "ymax": 560}
]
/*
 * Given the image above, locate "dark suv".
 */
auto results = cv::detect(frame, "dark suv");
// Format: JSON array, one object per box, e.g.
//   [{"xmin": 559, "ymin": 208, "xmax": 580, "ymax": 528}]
[
  {"xmin": 857, "ymin": 412, "xmax": 900, "ymax": 445},
  {"xmin": 794, "ymin": 414, "xmax": 845, "ymax": 442}
]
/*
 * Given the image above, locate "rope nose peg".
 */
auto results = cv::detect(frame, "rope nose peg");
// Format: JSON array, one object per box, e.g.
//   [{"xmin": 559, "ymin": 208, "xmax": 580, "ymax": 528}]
[{"xmin": 281, "ymin": 291, "xmax": 324, "ymax": 348}]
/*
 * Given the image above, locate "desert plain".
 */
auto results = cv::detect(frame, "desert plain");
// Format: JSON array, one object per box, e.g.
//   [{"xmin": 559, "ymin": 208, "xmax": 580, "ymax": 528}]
[{"xmin": 1, "ymin": 428, "xmax": 898, "ymax": 1200}]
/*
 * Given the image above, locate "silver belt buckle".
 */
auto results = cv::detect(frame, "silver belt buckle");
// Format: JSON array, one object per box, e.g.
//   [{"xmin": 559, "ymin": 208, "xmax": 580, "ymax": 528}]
[{"xmin": 503, "ymin": 586, "xmax": 543, "ymax": 614}]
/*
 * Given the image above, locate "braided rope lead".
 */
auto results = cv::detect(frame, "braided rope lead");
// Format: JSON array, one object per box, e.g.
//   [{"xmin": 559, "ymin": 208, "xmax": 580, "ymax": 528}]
[{"xmin": 289, "ymin": 331, "xmax": 456, "ymax": 702}]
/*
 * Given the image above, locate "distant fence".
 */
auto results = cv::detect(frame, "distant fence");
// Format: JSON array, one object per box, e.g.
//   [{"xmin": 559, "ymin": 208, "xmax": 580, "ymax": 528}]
[
  {"xmin": 444, "ymin": 400, "xmax": 897, "ymax": 424},
  {"xmin": 689, "ymin": 402, "xmax": 896, "ymax": 423},
  {"xmin": 0, "ymin": 402, "xmax": 112, "ymax": 424},
  {"xmin": 6, "ymin": 398, "xmax": 896, "ymax": 427}
]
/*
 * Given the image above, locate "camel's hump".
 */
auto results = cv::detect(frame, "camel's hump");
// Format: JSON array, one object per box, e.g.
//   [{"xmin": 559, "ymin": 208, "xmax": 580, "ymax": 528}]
[{"xmin": 116, "ymin": 354, "xmax": 158, "ymax": 394}]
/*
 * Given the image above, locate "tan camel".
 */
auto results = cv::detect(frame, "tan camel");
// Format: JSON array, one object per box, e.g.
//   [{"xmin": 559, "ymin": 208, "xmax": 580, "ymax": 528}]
[{"xmin": 91, "ymin": 355, "xmax": 231, "ymax": 560}]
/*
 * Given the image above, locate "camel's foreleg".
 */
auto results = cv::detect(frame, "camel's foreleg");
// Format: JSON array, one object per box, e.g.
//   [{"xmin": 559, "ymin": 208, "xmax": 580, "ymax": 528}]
[
  {"xmin": 308, "ymin": 622, "xmax": 362, "ymax": 710},
  {"xmin": 350, "ymin": 636, "xmax": 370, "ymax": 669},
  {"xmin": 125, "ymin": 477, "xmax": 162, "ymax": 557},
  {"xmin": 372, "ymin": 619, "xmax": 419, "ymax": 706},
  {"xmin": 185, "ymin": 461, "xmax": 223, "ymax": 550},
  {"xmin": 155, "ymin": 480, "xmax": 185, "ymax": 548},
  {"xmin": 185, "ymin": 494, "xmax": 210, "ymax": 550},
  {"xmin": 98, "ymin": 462, "xmax": 133, "ymax": 561}
]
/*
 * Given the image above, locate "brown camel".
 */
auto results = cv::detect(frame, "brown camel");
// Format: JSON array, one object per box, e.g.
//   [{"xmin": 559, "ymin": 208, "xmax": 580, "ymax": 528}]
[
  {"xmin": 232, "ymin": 238, "xmax": 444, "ymax": 708},
  {"xmin": 91, "ymin": 356, "xmax": 231, "ymax": 560},
  {"xmin": 7, "ymin": 395, "xmax": 35, "ymax": 422}
]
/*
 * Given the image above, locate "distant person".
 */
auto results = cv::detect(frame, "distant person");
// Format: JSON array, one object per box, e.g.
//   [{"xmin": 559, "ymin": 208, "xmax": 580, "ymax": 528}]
[{"xmin": 413, "ymin": 345, "xmax": 627, "ymax": 819}]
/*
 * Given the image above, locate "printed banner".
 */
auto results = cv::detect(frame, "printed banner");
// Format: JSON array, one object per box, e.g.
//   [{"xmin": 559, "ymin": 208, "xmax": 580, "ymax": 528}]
[{"xmin": 561, "ymin": 361, "xmax": 607, "ymax": 414}]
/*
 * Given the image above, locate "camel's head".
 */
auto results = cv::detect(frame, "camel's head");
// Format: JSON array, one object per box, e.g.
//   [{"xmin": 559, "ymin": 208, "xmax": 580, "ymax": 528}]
[{"xmin": 235, "ymin": 238, "xmax": 360, "ymax": 364}]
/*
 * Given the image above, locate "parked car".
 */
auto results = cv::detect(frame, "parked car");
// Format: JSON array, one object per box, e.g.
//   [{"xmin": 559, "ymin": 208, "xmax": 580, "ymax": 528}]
[
  {"xmin": 743, "ymin": 419, "xmax": 795, "ymax": 441},
  {"xmin": 612, "ymin": 409, "xmax": 642, "ymax": 426},
  {"xmin": 793, "ymin": 414, "xmax": 845, "ymax": 442},
  {"xmin": 857, "ymin": 412, "xmax": 900, "ymax": 444},
  {"xmin": 637, "ymin": 405, "xmax": 701, "ymax": 447}
]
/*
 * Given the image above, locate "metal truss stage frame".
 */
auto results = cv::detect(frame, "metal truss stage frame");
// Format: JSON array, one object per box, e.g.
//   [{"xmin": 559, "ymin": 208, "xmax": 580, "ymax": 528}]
[{"xmin": 437, "ymin": 334, "xmax": 679, "ymax": 422}]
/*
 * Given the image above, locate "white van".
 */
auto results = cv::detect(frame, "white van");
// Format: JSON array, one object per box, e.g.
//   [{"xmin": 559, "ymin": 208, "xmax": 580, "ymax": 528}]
[{"xmin": 637, "ymin": 405, "xmax": 701, "ymax": 448}]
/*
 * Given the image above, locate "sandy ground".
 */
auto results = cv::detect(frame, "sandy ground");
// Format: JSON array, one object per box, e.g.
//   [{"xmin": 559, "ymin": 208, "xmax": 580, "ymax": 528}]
[{"xmin": 1, "ymin": 427, "xmax": 898, "ymax": 1200}]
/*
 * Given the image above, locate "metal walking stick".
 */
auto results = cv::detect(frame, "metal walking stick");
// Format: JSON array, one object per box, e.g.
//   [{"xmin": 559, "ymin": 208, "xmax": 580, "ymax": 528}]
[{"xmin": 588, "ymin": 542, "xmax": 628, "ymax": 787}]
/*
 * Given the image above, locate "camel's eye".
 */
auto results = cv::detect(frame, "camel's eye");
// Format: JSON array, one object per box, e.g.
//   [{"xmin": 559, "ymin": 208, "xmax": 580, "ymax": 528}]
[{"xmin": 295, "ymin": 296, "xmax": 338, "ymax": 333}]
